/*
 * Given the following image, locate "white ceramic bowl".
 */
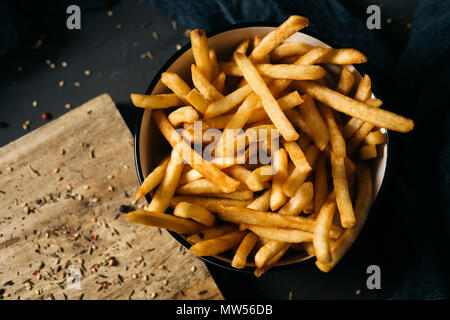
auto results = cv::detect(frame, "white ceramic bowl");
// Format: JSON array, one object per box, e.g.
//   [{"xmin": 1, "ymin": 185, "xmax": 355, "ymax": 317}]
[{"xmin": 135, "ymin": 24, "xmax": 389, "ymax": 272}]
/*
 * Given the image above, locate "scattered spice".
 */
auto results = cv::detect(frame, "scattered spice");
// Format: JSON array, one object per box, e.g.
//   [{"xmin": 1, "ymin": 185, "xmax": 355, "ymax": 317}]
[
  {"xmin": 50, "ymin": 63, "xmax": 55, "ymax": 69},
  {"xmin": 171, "ymin": 20, "xmax": 178, "ymax": 30},
  {"xmin": 18, "ymin": 66, "xmax": 23, "ymax": 72},
  {"xmin": 74, "ymin": 81, "xmax": 81, "ymax": 87},
  {"xmin": 386, "ymin": 18, "xmax": 392, "ymax": 24},
  {"xmin": 59, "ymin": 80, "xmax": 65, "ymax": 87},
  {"xmin": 176, "ymin": 44, "xmax": 182, "ymax": 50},
  {"xmin": 152, "ymin": 32, "xmax": 159, "ymax": 40},
  {"xmin": 355, "ymin": 289, "xmax": 361, "ymax": 295},
  {"xmin": 28, "ymin": 164, "xmax": 40, "ymax": 176},
  {"xmin": 32, "ymin": 101, "xmax": 38, "ymax": 107},
  {"xmin": 406, "ymin": 22, "xmax": 412, "ymax": 29},
  {"xmin": 41, "ymin": 113, "xmax": 51, "ymax": 120},
  {"xmin": 61, "ymin": 61, "xmax": 68, "ymax": 68},
  {"xmin": 107, "ymin": 10, "xmax": 113, "ymax": 16},
  {"xmin": 84, "ymin": 70, "xmax": 91, "ymax": 76},
  {"xmin": 64, "ymin": 103, "xmax": 71, "ymax": 109},
  {"xmin": 116, "ymin": 24, "xmax": 123, "ymax": 30}
]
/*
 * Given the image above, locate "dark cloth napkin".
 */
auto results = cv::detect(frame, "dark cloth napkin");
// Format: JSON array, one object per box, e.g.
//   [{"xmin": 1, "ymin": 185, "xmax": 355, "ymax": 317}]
[{"xmin": 148, "ymin": 0, "xmax": 450, "ymax": 299}]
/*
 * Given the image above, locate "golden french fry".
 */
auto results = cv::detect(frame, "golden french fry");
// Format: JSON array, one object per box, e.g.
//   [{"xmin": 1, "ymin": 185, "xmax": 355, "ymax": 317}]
[
  {"xmin": 335, "ymin": 67, "xmax": 355, "ymax": 95},
  {"xmin": 279, "ymin": 182, "xmax": 314, "ymax": 216},
  {"xmin": 313, "ymin": 191, "xmax": 337, "ymax": 263},
  {"xmin": 174, "ymin": 202, "xmax": 216, "ymax": 227},
  {"xmin": 364, "ymin": 130, "xmax": 386, "ymax": 145},
  {"xmin": 296, "ymin": 93, "xmax": 330, "ymax": 151},
  {"xmin": 190, "ymin": 230, "xmax": 246, "ymax": 256},
  {"xmin": 217, "ymin": 204, "xmax": 342, "ymax": 237},
  {"xmin": 231, "ymin": 232, "xmax": 259, "ymax": 269},
  {"xmin": 303, "ymin": 242, "xmax": 315, "ymax": 257},
  {"xmin": 250, "ymin": 15, "xmax": 309, "ymax": 62},
  {"xmin": 270, "ymin": 148, "xmax": 289, "ymax": 211},
  {"xmin": 191, "ymin": 64, "xmax": 224, "ymax": 101},
  {"xmin": 358, "ymin": 144, "xmax": 377, "ymax": 160},
  {"xmin": 161, "ymin": 72, "xmax": 192, "ymax": 104},
  {"xmin": 190, "ymin": 29, "xmax": 213, "ymax": 81},
  {"xmin": 316, "ymin": 162, "xmax": 373, "ymax": 272},
  {"xmin": 295, "ymin": 47, "xmax": 331, "ymax": 65},
  {"xmin": 254, "ymin": 243, "xmax": 290, "ymax": 277},
  {"xmin": 234, "ymin": 38, "xmax": 250, "ymax": 55},
  {"xmin": 318, "ymin": 48, "xmax": 368, "ymax": 64},
  {"xmin": 134, "ymin": 156, "xmax": 170, "ymax": 200},
  {"xmin": 187, "ymin": 224, "xmax": 237, "ymax": 243},
  {"xmin": 247, "ymin": 189, "xmax": 271, "ymax": 211},
  {"xmin": 130, "ymin": 93, "xmax": 183, "ymax": 109},
  {"xmin": 246, "ymin": 225, "xmax": 313, "ymax": 243},
  {"xmin": 225, "ymin": 165, "xmax": 264, "ymax": 192},
  {"xmin": 318, "ymin": 103, "xmax": 346, "ymax": 158},
  {"xmin": 331, "ymin": 152, "xmax": 355, "ymax": 228},
  {"xmin": 314, "ymin": 154, "xmax": 328, "ymax": 213},
  {"xmin": 221, "ymin": 63, "xmax": 326, "ymax": 80},
  {"xmin": 168, "ymin": 106, "xmax": 199, "ymax": 127},
  {"xmin": 296, "ymin": 81, "xmax": 414, "ymax": 133},
  {"xmin": 252, "ymin": 165, "xmax": 274, "ymax": 183},
  {"xmin": 209, "ymin": 49, "xmax": 220, "ymax": 80},
  {"xmin": 342, "ymin": 98, "xmax": 382, "ymax": 139},
  {"xmin": 147, "ymin": 149, "xmax": 184, "ymax": 212},
  {"xmin": 254, "ymin": 240, "xmax": 289, "ymax": 269},
  {"xmin": 126, "ymin": 210, "xmax": 203, "ymax": 234},
  {"xmin": 234, "ymin": 52, "xmax": 299, "ymax": 141},
  {"xmin": 256, "ymin": 64, "xmax": 326, "ymax": 80},
  {"xmin": 284, "ymin": 108, "xmax": 314, "ymax": 138},
  {"xmin": 270, "ymin": 41, "xmax": 314, "ymax": 60},
  {"xmin": 186, "ymin": 88, "xmax": 210, "ymax": 114},
  {"xmin": 282, "ymin": 144, "xmax": 320, "ymax": 197},
  {"xmin": 202, "ymin": 190, "xmax": 253, "ymax": 200},
  {"xmin": 354, "ymin": 74, "xmax": 372, "ymax": 102},
  {"xmin": 212, "ymin": 71, "xmax": 226, "ymax": 93},
  {"xmin": 152, "ymin": 110, "xmax": 240, "ymax": 193},
  {"xmin": 176, "ymin": 178, "xmax": 244, "ymax": 195},
  {"xmin": 178, "ymin": 168, "xmax": 203, "ymax": 186},
  {"xmin": 171, "ymin": 195, "xmax": 251, "ymax": 212},
  {"xmin": 347, "ymin": 122, "xmax": 376, "ymax": 155},
  {"xmin": 281, "ymin": 138, "xmax": 312, "ymax": 173},
  {"xmin": 204, "ymin": 84, "xmax": 253, "ymax": 118}
]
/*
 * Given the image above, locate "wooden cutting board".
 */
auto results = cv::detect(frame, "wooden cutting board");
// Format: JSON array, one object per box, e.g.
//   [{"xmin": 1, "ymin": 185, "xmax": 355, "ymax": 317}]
[{"xmin": 0, "ymin": 94, "xmax": 223, "ymax": 300}]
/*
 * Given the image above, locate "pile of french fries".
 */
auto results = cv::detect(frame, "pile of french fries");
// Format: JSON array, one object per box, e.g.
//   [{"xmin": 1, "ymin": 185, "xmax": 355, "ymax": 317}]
[{"xmin": 128, "ymin": 15, "xmax": 414, "ymax": 276}]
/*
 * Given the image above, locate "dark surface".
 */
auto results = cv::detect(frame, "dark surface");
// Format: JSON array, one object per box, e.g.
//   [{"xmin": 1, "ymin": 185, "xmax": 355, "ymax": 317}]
[{"xmin": 1, "ymin": 0, "xmax": 447, "ymax": 300}]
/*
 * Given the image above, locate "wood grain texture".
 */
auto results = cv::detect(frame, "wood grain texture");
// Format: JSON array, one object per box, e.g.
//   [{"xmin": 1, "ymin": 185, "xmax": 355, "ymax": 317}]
[{"xmin": 0, "ymin": 94, "xmax": 223, "ymax": 300}]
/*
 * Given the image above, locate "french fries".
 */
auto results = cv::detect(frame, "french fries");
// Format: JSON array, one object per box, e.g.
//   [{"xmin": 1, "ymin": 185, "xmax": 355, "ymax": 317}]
[
  {"xmin": 316, "ymin": 162, "xmax": 373, "ymax": 272},
  {"xmin": 331, "ymin": 152, "xmax": 355, "ymax": 228},
  {"xmin": 190, "ymin": 230, "xmax": 246, "ymax": 256},
  {"xmin": 250, "ymin": 15, "xmax": 309, "ymax": 62},
  {"xmin": 161, "ymin": 72, "xmax": 192, "ymax": 104},
  {"xmin": 234, "ymin": 52, "xmax": 299, "ymax": 141},
  {"xmin": 134, "ymin": 156, "xmax": 170, "ymax": 201},
  {"xmin": 231, "ymin": 232, "xmax": 259, "ymax": 269},
  {"xmin": 147, "ymin": 149, "xmax": 184, "ymax": 213},
  {"xmin": 174, "ymin": 202, "xmax": 216, "ymax": 227},
  {"xmin": 296, "ymin": 81, "xmax": 414, "ymax": 133},
  {"xmin": 168, "ymin": 106, "xmax": 199, "ymax": 127},
  {"xmin": 187, "ymin": 224, "xmax": 237, "ymax": 243},
  {"xmin": 190, "ymin": 29, "xmax": 213, "ymax": 81},
  {"xmin": 126, "ymin": 210, "xmax": 204, "ymax": 234},
  {"xmin": 130, "ymin": 93, "xmax": 183, "ymax": 109},
  {"xmin": 128, "ymin": 15, "xmax": 414, "ymax": 274}
]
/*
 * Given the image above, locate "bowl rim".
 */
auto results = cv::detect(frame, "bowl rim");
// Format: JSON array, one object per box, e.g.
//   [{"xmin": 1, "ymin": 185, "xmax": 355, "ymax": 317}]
[{"xmin": 133, "ymin": 21, "xmax": 392, "ymax": 273}]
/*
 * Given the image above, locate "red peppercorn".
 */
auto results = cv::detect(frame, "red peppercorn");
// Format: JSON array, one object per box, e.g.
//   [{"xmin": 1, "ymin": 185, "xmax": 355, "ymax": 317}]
[
  {"xmin": 32, "ymin": 269, "xmax": 40, "ymax": 275},
  {"xmin": 41, "ymin": 112, "xmax": 51, "ymax": 120}
]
